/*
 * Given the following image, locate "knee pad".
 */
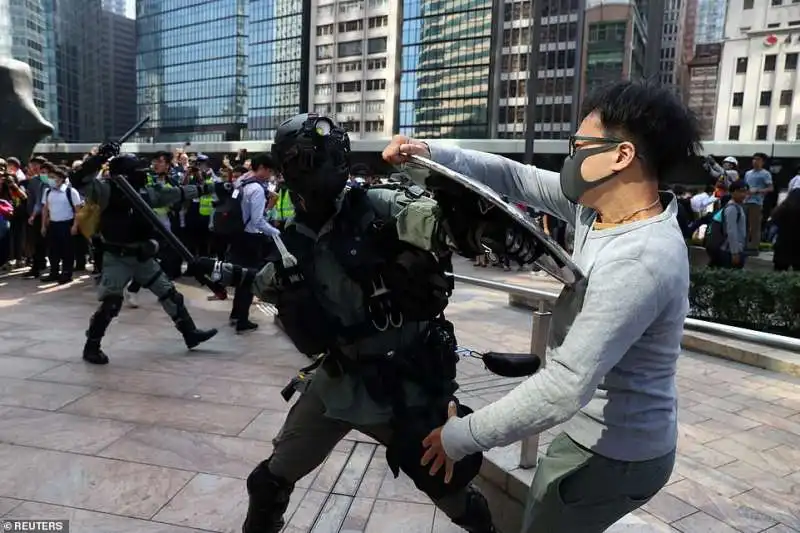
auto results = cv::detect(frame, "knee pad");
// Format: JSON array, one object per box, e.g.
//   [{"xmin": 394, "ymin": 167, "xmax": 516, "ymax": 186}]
[
  {"xmin": 101, "ymin": 295, "xmax": 123, "ymax": 318},
  {"xmin": 159, "ymin": 286, "xmax": 184, "ymax": 307},
  {"xmin": 246, "ymin": 459, "xmax": 294, "ymax": 498}
]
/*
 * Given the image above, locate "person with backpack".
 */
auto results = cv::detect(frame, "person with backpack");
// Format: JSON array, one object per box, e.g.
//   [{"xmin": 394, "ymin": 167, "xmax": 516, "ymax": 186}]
[
  {"xmin": 40, "ymin": 166, "xmax": 82, "ymax": 283},
  {"xmin": 706, "ymin": 180, "xmax": 748, "ymax": 269},
  {"xmin": 212, "ymin": 153, "xmax": 279, "ymax": 333}
]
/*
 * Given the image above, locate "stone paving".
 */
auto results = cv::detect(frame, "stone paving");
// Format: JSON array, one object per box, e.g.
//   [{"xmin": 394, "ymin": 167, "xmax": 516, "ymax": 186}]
[{"xmin": 0, "ymin": 260, "xmax": 799, "ymax": 532}]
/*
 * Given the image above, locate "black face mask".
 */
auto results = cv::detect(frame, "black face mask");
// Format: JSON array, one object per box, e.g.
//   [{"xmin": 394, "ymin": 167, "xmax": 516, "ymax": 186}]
[{"xmin": 559, "ymin": 144, "xmax": 619, "ymax": 204}]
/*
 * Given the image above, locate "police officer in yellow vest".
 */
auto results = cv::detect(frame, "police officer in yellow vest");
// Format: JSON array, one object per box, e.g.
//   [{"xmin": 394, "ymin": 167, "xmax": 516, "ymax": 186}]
[
  {"xmin": 270, "ymin": 176, "xmax": 294, "ymax": 231},
  {"xmin": 185, "ymin": 159, "xmax": 215, "ymax": 258}
]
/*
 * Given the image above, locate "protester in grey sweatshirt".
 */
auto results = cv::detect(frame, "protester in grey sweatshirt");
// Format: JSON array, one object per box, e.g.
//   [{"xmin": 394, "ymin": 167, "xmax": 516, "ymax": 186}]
[{"xmin": 383, "ymin": 80, "xmax": 699, "ymax": 532}]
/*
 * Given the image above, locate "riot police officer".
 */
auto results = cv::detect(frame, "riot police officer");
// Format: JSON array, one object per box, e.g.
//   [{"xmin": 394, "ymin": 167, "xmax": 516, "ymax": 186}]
[
  {"xmin": 191, "ymin": 113, "xmax": 496, "ymax": 533},
  {"xmin": 70, "ymin": 147, "xmax": 218, "ymax": 365}
]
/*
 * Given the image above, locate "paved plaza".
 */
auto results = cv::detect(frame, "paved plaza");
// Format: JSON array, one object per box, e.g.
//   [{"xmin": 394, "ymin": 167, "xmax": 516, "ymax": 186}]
[{"xmin": 1, "ymin": 262, "xmax": 799, "ymax": 533}]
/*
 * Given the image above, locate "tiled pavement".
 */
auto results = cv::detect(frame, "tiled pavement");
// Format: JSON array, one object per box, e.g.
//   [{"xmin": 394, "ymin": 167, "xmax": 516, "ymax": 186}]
[{"xmin": 0, "ymin": 261, "xmax": 799, "ymax": 533}]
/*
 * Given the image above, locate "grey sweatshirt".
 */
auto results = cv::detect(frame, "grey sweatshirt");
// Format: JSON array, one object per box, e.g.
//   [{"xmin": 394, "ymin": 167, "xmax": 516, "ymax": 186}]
[
  {"xmin": 721, "ymin": 201, "xmax": 747, "ymax": 255},
  {"xmin": 430, "ymin": 146, "xmax": 689, "ymax": 462}
]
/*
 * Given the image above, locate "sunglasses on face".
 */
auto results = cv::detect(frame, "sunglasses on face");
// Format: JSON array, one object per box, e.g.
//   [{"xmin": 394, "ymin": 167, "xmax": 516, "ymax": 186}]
[{"xmin": 568, "ymin": 135, "xmax": 625, "ymax": 157}]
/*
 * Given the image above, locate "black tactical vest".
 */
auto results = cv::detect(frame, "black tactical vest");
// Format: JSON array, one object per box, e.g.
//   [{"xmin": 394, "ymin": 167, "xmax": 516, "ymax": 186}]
[{"xmin": 99, "ymin": 181, "xmax": 153, "ymax": 244}]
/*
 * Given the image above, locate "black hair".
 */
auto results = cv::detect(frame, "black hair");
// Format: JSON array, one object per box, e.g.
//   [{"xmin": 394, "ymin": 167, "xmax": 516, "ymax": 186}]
[
  {"xmin": 704, "ymin": 183, "xmax": 715, "ymax": 194},
  {"xmin": 233, "ymin": 165, "xmax": 248, "ymax": 174},
  {"xmin": 153, "ymin": 150, "xmax": 173, "ymax": 163},
  {"xmin": 753, "ymin": 152, "xmax": 768, "ymax": 161},
  {"xmin": 251, "ymin": 153, "xmax": 276, "ymax": 171},
  {"xmin": 30, "ymin": 155, "xmax": 47, "ymax": 165},
  {"xmin": 729, "ymin": 180, "xmax": 749, "ymax": 193},
  {"xmin": 581, "ymin": 80, "xmax": 702, "ymax": 181}
]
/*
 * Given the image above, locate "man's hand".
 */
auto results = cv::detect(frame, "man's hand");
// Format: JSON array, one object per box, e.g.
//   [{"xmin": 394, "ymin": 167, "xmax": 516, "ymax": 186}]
[
  {"xmin": 28, "ymin": 215, "xmax": 34, "ymax": 225},
  {"xmin": 40, "ymin": 225, "xmax": 46, "ymax": 237},
  {"xmin": 421, "ymin": 401, "xmax": 459, "ymax": 484},
  {"xmin": 731, "ymin": 253, "xmax": 741, "ymax": 266},
  {"xmin": 382, "ymin": 135, "xmax": 431, "ymax": 165}
]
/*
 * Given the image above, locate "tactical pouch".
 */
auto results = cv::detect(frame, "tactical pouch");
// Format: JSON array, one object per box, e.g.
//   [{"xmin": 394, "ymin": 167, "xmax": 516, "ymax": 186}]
[
  {"xmin": 381, "ymin": 248, "xmax": 450, "ymax": 322},
  {"xmin": 395, "ymin": 200, "xmax": 440, "ymax": 252},
  {"xmin": 386, "ymin": 400, "xmax": 483, "ymax": 500},
  {"xmin": 275, "ymin": 282, "xmax": 337, "ymax": 356}
]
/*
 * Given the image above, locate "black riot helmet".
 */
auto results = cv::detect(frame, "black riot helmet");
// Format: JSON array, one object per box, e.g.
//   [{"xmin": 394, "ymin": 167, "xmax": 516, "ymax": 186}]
[
  {"xmin": 108, "ymin": 154, "xmax": 150, "ymax": 189},
  {"xmin": 271, "ymin": 113, "xmax": 351, "ymax": 212}
]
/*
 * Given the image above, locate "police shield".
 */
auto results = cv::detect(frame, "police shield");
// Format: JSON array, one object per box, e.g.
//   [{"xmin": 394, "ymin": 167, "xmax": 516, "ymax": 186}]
[{"xmin": 404, "ymin": 155, "xmax": 583, "ymax": 287}]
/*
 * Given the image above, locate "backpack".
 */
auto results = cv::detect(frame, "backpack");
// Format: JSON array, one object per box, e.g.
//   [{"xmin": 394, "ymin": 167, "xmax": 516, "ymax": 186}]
[
  {"xmin": 704, "ymin": 204, "xmax": 741, "ymax": 253},
  {"xmin": 45, "ymin": 185, "xmax": 76, "ymax": 213},
  {"xmin": 212, "ymin": 177, "xmax": 258, "ymax": 236}
]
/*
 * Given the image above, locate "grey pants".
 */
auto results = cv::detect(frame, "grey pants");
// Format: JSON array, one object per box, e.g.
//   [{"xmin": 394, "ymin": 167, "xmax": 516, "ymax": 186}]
[
  {"xmin": 522, "ymin": 433, "xmax": 675, "ymax": 532},
  {"xmin": 269, "ymin": 389, "xmax": 470, "ymax": 520},
  {"xmin": 98, "ymin": 253, "xmax": 181, "ymax": 317}
]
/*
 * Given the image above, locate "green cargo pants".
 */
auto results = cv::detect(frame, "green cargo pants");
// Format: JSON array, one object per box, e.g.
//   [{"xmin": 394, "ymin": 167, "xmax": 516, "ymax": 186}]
[
  {"xmin": 98, "ymin": 253, "xmax": 181, "ymax": 317},
  {"xmin": 522, "ymin": 433, "xmax": 675, "ymax": 533}
]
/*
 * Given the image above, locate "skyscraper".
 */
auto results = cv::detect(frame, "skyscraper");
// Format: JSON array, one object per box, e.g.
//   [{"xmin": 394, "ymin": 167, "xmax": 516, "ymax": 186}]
[
  {"xmin": 695, "ymin": 0, "xmax": 726, "ymax": 44},
  {"xmin": 136, "ymin": 0, "xmax": 248, "ymax": 142},
  {"xmin": 248, "ymin": 0, "xmax": 310, "ymax": 140},
  {"xmin": 8, "ymin": 0, "xmax": 54, "ymax": 122},
  {"xmin": 658, "ymin": 0, "xmax": 685, "ymax": 92},
  {"xmin": 398, "ymin": 0, "xmax": 493, "ymax": 138}
]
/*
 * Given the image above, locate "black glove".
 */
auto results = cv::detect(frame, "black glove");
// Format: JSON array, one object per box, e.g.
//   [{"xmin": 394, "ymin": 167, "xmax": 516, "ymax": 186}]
[
  {"xmin": 187, "ymin": 257, "xmax": 220, "ymax": 278},
  {"xmin": 98, "ymin": 141, "xmax": 121, "ymax": 159},
  {"xmin": 504, "ymin": 227, "xmax": 542, "ymax": 266}
]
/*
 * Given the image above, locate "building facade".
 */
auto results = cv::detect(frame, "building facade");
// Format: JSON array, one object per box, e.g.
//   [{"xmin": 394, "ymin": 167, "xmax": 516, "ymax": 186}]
[
  {"xmin": 248, "ymin": 0, "xmax": 310, "ymax": 140},
  {"xmin": 687, "ymin": 42, "xmax": 721, "ymax": 139},
  {"xmin": 714, "ymin": 0, "xmax": 800, "ymax": 142},
  {"xmin": 580, "ymin": 0, "xmax": 648, "ymax": 103},
  {"xmin": 398, "ymin": 0, "xmax": 493, "ymax": 138},
  {"xmin": 658, "ymin": 0, "xmax": 686, "ymax": 92},
  {"xmin": 694, "ymin": 0, "xmax": 726, "ymax": 45},
  {"xmin": 309, "ymin": 0, "xmax": 398, "ymax": 139},
  {"xmin": 136, "ymin": 0, "xmax": 248, "ymax": 142}
]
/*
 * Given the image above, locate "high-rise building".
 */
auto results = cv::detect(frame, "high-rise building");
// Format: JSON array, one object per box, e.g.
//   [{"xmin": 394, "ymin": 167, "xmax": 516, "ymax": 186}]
[
  {"xmin": 99, "ymin": 5, "xmax": 137, "ymax": 139},
  {"xmin": 0, "ymin": 0, "xmax": 13, "ymax": 57},
  {"xmin": 397, "ymin": 0, "xmax": 493, "ymax": 138},
  {"xmin": 309, "ymin": 0, "xmax": 399, "ymax": 139},
  {"xmin": 247, "ymin": 0, "xmax": 310, "ymax": 140},
  {"xmin": 493, "ymin": 0, "xmax": 582, "ymax": 140},
  {"xmin": 8, "ymin": 0, "xmax": 54, "ymax": 122},
  {"xmin": 580, "ymin": 0, "xmax": 648, "ymax": 102},
  {"xmin": 715, "ymin": 0, "xmax": 800, "ymax": 142},
  {"xmin": 136, "ymin": 0, "xmax": 248, "ymax": 142},
  {"xmin": 686, "ymin": 42, "xmax": 721, "ymax": 139},
  {"xmin": 658, "ymin": 0, "xmax": 686, "ymax": 91},
  {"xmin": 694, "ymin": 0, "xmax": 726, "ymax": 45}
]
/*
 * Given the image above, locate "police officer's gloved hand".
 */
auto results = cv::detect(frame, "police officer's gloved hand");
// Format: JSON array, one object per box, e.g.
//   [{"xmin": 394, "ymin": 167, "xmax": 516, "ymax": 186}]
[
  {"xmin": 98, "ymin": 141, "xmax": 121, "ymax": 159},
  {"xmin": 504, "ymin": 227, "xmax": 542, "ymax": 266}
]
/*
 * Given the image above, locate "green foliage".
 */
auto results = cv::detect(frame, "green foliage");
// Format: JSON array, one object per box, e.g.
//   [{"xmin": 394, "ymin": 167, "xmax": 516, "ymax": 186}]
[{"xmin": 689, "ymin": 268, "xmax": 800, "ymax": 338}]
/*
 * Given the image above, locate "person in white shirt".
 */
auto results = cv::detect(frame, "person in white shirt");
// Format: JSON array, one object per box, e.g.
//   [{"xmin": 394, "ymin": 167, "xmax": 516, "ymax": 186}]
[
  {"xmin": 689, "ymin": 184, "xmax": 717, "ymax": 217},
  {"xmin": 788, "ymin": 167, "xmax": 800, "ymax": 191},
  {"xmin": 41, "ymin": 165, "xmax": 82, "ymax": 284}
]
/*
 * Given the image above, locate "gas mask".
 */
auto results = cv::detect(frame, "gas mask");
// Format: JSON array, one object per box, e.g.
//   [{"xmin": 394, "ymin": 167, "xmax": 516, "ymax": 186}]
[{"xmin": 559, "ymin": 142, "xmax": 621, "ymax": 204}]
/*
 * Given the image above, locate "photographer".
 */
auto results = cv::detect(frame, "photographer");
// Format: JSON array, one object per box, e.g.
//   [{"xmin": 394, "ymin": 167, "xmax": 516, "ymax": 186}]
[{"xmin": 0, "ymin": 160, "xmax": 27, "ymax": 269}]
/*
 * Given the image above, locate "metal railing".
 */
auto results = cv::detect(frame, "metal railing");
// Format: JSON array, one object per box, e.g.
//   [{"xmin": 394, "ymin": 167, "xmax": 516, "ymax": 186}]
[{"xmin": 450, "ymin": 272, "xmax": 800, "ymax": 470}]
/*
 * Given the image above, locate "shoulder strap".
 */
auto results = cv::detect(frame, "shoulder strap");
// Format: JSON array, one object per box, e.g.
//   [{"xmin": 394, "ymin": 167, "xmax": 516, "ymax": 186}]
[{"xmin": 66, "ymin": 186, "xmax": 75, "ymax": 211}]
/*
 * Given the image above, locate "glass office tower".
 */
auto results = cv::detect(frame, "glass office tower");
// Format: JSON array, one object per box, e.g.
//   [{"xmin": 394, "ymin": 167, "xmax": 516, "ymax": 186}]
[
  {"xmin": 248, "ymin": 0, "xmax": 308, "ymax": 140},
  {"xmin": 136, "ymin": 0, "xmax": 248, "ymax": 142},
  {"xmin": 398, "ymin": 0, "xmax": 493, "ymax": 138}
]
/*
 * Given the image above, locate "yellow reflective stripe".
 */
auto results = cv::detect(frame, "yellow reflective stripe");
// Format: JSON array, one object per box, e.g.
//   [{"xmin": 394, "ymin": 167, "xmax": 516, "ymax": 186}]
[{"xmin": 198, "ymin": 178, "xmax": 213, "ymax": 215}]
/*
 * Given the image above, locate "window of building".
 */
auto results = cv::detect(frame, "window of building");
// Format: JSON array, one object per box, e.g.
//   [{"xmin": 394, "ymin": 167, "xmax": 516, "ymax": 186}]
[
  {"xmin": 765, "ymin": 55, "xmax": 777, "ymax": 72},
  {"xmin": 503, "ymin": 27, "xmax": 531, "ymax": 47},
  {"xmin": 796, "ymin": 124, "xmax": 800, "ymax": 139},
  {"xmin": 336, "ymin": 102, "xmax": 360, "ymax": 114},
  {"xmin": 338, "ymin": 60, "xmax": 362, "ymax": 72},
  {"xmin": 365, "ymin": 100, "xmax": 384, "ymax": 113},
  {"xmin": 776, "ymin": 124, "xmax": 789, "ymax": 140},
  {"xmin": 339, "ymin": 0, "xmax": 362, "ymax": 15},
  {"xmin": 338, "ymin": 40, "xmax": 362, "ymax": 57},
  {"xmin": 367, "ymin": 58, "xmax": 387, "ymax": 69},
  {"xmin": 316, "ymin": 45, "xmax": 334, "ymax": 60},
  {"xmin": 315, "ymin": 104, "xmax": 331, "ymax": 114},
  {"xmin": 339, "ymin": 20, "xmax": 363, "ymax": 32},
  {"xmin": 736, "ymin": 57, "xmax": 748, "ymax": 73},
  {"xmin": 780, "ymin": 90, "xmax": 793, "ymax": 105},
  {"xmin": 341, "ymin": 121, "xmax": 361, "ymax": 132},
  {"xmin": 337, "ymin": 81, "xmax": 362, "ymax": 93},
  {"xmin": 768, "ymin": 23, "xmax": 780, "ymax": 28},
  {"xmin": 317, "ymin": 24, "xmax": 334, "ymax": 36},
  {"xmin": 772, "ymin": 0, "xmax": 783, "ymax": 5},
  {"xmin": 790, "ymin": 20, "xmax": 800, "ymax": 26},
  {"xmin": 366, "ymin": 78, "xmax": 386, "ymax": 91},
  {"xmin": 786, "ymin": 53, "xmax": 798, "ymax": 70},
  {"xmin": 504, "ymin": 1, "xmax": 532, "ymax": 21},
  {"xmin": 502, "ymin": 54, "xmax": 528, "ymax": 72},
  {"xmin": 760, "ymin": 91, "xmax": 772, "ymax": 106},
  {"xmin": 314, "ymin": 83, "xmax": 332, "ymax": 96},
  {"xmin": 365, "ymin": 120, "xmax": 384, "ymax": 132},
  {"xmin": 367, "ymin": 37, "xmax": 387, "ymax": 54},
  {"xmin": 368, "ymin": 15, "xmax": 388, "ymax": 28},
  {"xmin": 743, "ymin": 0, "xmax": 754, "ymax": 7},
  {"xmin": 316, "ymin": 63, "xmax": 332, "ymax": 75},
  {"xmin": 587, "ymin": 21, "xmax": 626, "ymax": 43},
  {"xmin": 728, "ymin": 126, "xmax": 740, "ymax": 140},
  {"xmin": 756, "ymin": 125, "xmax": 768, "ymax": 140},
  {"xmin": 732, "ymin": 92, "xmax": 744, "ymax": 106},
  {"xmin": 317, "ymin": 4, "xmax": 334, "ymax": 17},
  {"xmin": 367, "ymin": 0, "xmax": 386, "ymax": 8}
]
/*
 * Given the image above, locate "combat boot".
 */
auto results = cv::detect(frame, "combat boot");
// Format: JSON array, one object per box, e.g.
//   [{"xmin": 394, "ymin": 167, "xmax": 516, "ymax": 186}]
[
  {"xmin": 174, "ymin": 308, "xmax": 218, "ymax": 349},
  {"xmin": 243, "ymin": 460, "xmax": 295, "ymax": 533},
  {"xmin": 452, "ymin": 486, "xmax": 497, "ymax": 533},
  {"xmin": 83, "ymin": 339, "xmax": 109, "ymax": 365}
]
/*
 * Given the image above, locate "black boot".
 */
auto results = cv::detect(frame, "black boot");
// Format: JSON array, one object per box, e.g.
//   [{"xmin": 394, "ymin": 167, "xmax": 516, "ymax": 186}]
[
  {"xmin": 83, "ymin": 339, "xmax": 109, "ymax": 365},
  {"xmin": 174, "ymin": 306, "xmax": 218, "ymax": 349},
  {"xmin": 243, "ymin": 460, "xmax": 295, "ymax": 533},
  {"xmin": 452, "ymin": 487, "xmax": 496, "ymax": 533}
]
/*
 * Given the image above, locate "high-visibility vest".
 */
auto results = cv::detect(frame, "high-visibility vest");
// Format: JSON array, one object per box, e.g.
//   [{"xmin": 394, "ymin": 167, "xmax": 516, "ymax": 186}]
[
  {"xmin": 198, "ymin": 177, "xmax": 214, "ymax": 216},
  {"xmin": 275, "ymin": 188, "xmax": 294, "ymax": 221},
  {"xmin": 146, "ymin": 173, "xmax": 173, "ymax": 216}
]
